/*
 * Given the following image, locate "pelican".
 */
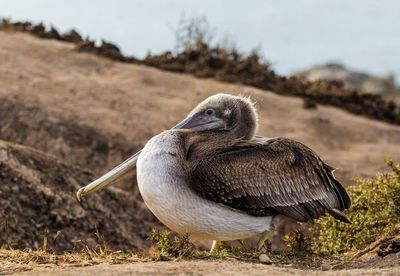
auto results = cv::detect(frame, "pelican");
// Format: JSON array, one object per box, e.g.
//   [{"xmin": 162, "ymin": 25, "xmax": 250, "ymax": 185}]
[{"xmin": 76, "ymin": 93, "xmax": 351, "ymax": 252}]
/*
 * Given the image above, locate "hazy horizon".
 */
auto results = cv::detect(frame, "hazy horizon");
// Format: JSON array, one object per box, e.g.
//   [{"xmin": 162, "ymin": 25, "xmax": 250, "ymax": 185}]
[{"xmin": 2, "ymin": 0, "xmax": 399, "ymax": 82}]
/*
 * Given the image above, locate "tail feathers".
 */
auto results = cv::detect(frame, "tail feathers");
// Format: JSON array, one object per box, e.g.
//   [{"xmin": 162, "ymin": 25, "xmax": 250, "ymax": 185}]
[
  {"xmin": 323, "ymin": 163, "xmax": 352, "ymax": 210},
  {"xmin": 331, "ymin": 178, "xmax": 352, "ymax": 210},
  {"xmin": 327, "ymin": 208, "xmax": 351, "ymax": 223}
]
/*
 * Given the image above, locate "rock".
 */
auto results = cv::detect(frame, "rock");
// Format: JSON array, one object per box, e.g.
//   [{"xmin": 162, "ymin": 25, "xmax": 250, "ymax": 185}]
[
  {"xmin": 321, "ymin": 263, "xmax": 330, "ymax": 271},
  {"xmin": 259, "ymin": 254, "xmax": 272, "ymax": 264}
]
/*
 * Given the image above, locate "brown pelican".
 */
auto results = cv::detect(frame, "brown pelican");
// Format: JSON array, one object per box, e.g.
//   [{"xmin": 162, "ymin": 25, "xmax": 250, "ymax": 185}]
[{"xmin": 77, "ymin": 93, "xmax": 351, "ymax": 251}]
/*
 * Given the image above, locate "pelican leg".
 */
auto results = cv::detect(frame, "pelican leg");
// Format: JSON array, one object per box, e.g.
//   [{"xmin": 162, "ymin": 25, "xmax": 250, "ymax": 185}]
[
  {"xmin": 257, "ymin": 231, "xmax": 271, "ymax": 251},
  {"xmin": 210, "ymin": 240, "xmax": 224, "ymax": 253}
]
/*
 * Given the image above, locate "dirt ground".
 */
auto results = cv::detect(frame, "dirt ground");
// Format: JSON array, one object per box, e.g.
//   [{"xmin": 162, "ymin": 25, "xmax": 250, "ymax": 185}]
[
  {"xmin": 2, "ymin": 258, "xmax": 400, "ymax": 276},
  {"xmin": 1, "ymin": 31, "xmax": 400, "ymax": 274},
  {"xmin": 0, "ymin": 140, "xmax": 158, "ymax": 252}
]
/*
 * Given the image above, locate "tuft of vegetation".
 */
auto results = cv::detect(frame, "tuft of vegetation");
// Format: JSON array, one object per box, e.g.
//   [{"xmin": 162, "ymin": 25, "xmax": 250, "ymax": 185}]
[
  {"xmin": 0, "ymin": 228, "xmax": 144, "ymax": 274},
  {"xmin": 149, "ymin": 229, "xmax": 196, "ymax": 260},
  {"xmin": 0, "ymin": 248, "xmax": 144, "ymax": 275},
  {"xmin": 148, "ymin": 229, "xmax": 228, "ymax": 260},
  {"xmin": 284, "ymin": 230, "xmax": 313, "ymax": 258},
  {"xmin": 310, "ymin": 160, "xmax": 400, "ymax": 256}
]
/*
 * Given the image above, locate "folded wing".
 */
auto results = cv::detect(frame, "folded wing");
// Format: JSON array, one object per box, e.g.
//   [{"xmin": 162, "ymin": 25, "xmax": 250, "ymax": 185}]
[{"xmin": 189, "ymin": 137, "xmax": 351, "ymax": 222}]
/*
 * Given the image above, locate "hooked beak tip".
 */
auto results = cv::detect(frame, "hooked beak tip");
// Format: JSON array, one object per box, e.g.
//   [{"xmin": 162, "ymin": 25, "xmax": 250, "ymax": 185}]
[
  {"xmin": 74, "ymin": 150, "xmax": 141, "ymax": 203},
  {"xmin": 76, "ymin": 187, "xmax": 85, "ymax": 203}
]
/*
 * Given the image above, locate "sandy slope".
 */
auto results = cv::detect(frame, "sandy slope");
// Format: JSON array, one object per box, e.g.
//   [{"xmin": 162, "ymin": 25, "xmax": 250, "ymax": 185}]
[{"xmin": 1, "ymin": 31, "xmax": 400, "ymax": 274}]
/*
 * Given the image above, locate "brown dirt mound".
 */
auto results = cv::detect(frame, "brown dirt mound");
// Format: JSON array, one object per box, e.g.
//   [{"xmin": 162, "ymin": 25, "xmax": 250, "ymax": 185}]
[
  {"xmin": 0, "ymin": 98, "xmax": 141, "ymax": 193},
  {"xmin": 0, "ymin": 98, "xmax": 138, "ymax": 179},
  {"xmin": 0, "ymin": 140, "xmax": 159, "ymax": 253},
  {"xmin": 1, "ymin": 19, "xmax": 399, "ymax": 126},
  {"xmin": 143, "ymin": 43, "xmax": 400, "ymax": 125},
  {"xmin": 76, "ymin": 40, "xmax": 137, "ymax": 63}
]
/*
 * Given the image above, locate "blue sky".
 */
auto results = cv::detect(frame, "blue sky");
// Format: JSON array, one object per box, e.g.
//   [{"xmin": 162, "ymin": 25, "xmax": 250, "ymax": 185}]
[{"xmin": 1, "ymin": 0, "xmax": 399, "ymax": 81}]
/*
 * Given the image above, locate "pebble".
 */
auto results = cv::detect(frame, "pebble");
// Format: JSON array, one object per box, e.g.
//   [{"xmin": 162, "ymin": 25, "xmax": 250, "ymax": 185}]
[
  {"xmin": 259, "ymin": 254, "xmax": 272, "ymax": 264},
  {"xmin": 321, "ymin": 263, "xmax": 330, "ymax": 271}
]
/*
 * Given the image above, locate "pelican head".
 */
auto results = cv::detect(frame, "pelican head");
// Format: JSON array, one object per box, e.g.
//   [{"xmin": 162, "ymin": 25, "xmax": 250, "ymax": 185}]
[
  {"xmin": 175, "ymin": 93, "xmax": 258, "ymax": 140},
  {"xmin": 76, "ymin": 93, "xmax": 258, "ymax": 201}
]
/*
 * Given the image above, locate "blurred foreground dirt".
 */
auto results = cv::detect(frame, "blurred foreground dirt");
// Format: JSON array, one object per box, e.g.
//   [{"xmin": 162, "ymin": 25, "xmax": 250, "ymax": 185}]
[{"xmin": 4, "ymin": 258, "xmax": 400, "ymax": 276}]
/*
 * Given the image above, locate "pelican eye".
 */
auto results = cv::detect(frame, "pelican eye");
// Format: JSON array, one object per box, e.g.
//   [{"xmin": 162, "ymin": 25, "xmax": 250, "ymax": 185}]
[{"xmin": 205, "ymin": 108, "xmax": 215, "ymax": 115}]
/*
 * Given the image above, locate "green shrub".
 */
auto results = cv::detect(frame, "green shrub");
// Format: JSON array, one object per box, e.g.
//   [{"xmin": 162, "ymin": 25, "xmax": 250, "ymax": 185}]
[{"xmin": 310, "ymin": 160, "xmax": 400, "ymax": 256}]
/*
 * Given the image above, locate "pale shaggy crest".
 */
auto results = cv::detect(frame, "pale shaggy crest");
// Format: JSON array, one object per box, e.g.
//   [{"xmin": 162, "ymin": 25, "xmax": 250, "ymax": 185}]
[
  {"xmin": 223, "ymin": 109, "xmax": 232, "ymax": 117},
  {"xmin": 237, "ymin": 93, "xmax": 259, "ymax": 123}
]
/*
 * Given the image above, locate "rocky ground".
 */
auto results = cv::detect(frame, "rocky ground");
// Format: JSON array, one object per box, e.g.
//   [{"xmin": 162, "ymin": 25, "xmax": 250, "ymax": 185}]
[{"xmin": 0, "ymin": 30, "xmax": 400, "ymax": 274}]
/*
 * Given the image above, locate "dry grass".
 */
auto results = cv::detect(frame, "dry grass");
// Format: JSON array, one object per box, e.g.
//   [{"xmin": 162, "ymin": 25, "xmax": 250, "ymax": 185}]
[
  {"xmin": 0, "ymin": 248, "xmax": 146, "ymax": 274},
  {"xmin": 0, "ymin": 230, "xmax": 227, "ymax": 274},
  {"xmin": 0, "ymin": 229, "xmax": 146, "ymax": 273}
]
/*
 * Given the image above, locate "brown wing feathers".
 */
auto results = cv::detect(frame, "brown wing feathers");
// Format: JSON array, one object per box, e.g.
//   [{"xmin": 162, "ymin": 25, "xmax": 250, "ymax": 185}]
[{"xmin": 190, "ymin": 138, "xmax": 351, "ymax": 223}]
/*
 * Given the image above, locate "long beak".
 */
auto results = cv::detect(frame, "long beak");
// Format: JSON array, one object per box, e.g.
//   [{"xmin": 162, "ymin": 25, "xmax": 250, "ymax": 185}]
[
  {"xmin": 172, "ymin": 112, "xmax": 225, "ymax": 131},
  {"xmin": 76, "ymin": 151, "xmax": 141, "ymax": 202},
  {"xmin": 76, "ymin": 112, "xmax": 223, "ymax": 202}
]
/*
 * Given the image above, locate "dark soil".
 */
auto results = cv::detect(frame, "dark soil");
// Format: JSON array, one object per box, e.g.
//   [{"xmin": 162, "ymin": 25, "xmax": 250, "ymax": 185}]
[
  {"xmin": 0, "ymin": 93, "xmax": 159, "ymax": 254},
  {"xmin": 1, "ymin": 19, "xmax": 399, "ymax": 126},
  {"xmin": 0, "ymin": 98, "xmax": 140, "ymax": 190},
  {"xmin": 377, "ymin": 236, "xmax": 400, "ymax": 257},
  {"xmin": 333, "ymin": 252, "xmax": 400, "ymax": 270},
  {"xmin": 0, "ymin": 140, "xmax": 159, "ymax": 253}
]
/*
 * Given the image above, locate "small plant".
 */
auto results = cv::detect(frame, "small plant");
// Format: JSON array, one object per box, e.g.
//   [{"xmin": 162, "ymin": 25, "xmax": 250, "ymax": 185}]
[
  {"xmin": 42, "ymin": 229, "xmax": 48, "ymax": 254},
  {"xmin": 284, "ymin": 230, "xmax": 313, "ymax": 258},
  {"xmin": 148, "ymin": 229, "xmax": 196, "ymax": 260},
  {"xmin": 310, "ymin": 160, "xmax": 400, "ymax": 256},
  {"xmin": 148, "ymin": 229, "xmax": 229, "ymax": 260},
  {"xmin": 93, "ymin": 227, "xmax": 109, "ymax": 258}
]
